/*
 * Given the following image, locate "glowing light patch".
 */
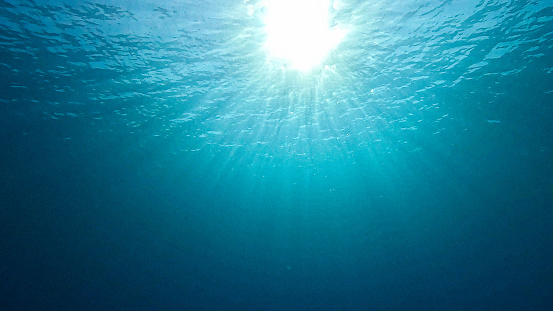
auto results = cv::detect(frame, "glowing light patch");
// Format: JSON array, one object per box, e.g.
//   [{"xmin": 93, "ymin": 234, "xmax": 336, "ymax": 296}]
[{"xmin": 263, "ymin": 0, "xmax": 345, "ymax": 71}]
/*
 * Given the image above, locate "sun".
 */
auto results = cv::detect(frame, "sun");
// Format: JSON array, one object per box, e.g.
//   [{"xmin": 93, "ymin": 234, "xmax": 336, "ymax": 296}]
[{"xmin": 263, "ymin": 0, "xmax": 345, "ymax": 71}]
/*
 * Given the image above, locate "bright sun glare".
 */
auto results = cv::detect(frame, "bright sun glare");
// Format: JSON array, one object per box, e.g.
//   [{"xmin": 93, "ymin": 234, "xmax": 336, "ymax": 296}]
[{"xmin": 263, "ymin": 0, "xmax": 345, "ymax": 71}]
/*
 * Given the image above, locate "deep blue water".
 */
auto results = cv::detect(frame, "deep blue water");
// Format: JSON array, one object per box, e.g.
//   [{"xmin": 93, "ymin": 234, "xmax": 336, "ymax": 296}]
[{"xmin": 1, "ymin": 0, "xmax": 553, "ymax": 310}]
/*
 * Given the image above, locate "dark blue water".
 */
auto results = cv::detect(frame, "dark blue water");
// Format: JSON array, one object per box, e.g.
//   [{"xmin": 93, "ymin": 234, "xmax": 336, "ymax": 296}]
[{"xmin": 2, "ymin": 0, "xmax": 553, "ymax": 309}]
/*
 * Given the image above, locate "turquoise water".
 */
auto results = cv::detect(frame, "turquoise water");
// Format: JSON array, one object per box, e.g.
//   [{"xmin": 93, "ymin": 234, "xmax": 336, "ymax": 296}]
[{"xmin": 2, "ymin": 0, "xmax": 553, "ymax": 309}]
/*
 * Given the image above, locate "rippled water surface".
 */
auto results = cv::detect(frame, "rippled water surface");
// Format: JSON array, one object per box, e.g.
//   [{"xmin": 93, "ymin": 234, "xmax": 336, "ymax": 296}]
[{"xmin": 2, "ymin": 0, "xmax": 553, "ymax": 309}]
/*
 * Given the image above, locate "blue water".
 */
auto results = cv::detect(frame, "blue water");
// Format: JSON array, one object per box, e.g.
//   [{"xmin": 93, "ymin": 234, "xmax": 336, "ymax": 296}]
[{"xmin": 1, "ymin": 0, "xmax": 553, "ymax": 309}]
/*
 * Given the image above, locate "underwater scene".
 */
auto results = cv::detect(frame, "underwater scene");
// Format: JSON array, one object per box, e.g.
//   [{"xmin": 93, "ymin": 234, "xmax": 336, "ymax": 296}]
[{"xmin": 1, "ymin": 0, "xmax": 553, "ymax": 309}]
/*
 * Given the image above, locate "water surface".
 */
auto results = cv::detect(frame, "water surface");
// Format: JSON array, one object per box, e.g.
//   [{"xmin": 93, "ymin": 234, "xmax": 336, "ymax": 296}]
[{"xmin": 1, "ymin": 0, "xmax": 553, "ymax": 309}]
